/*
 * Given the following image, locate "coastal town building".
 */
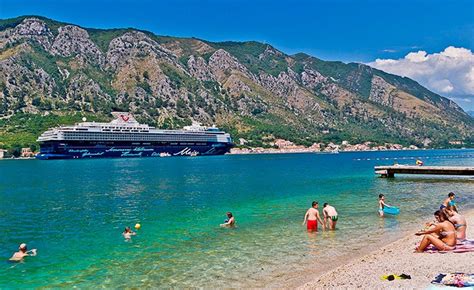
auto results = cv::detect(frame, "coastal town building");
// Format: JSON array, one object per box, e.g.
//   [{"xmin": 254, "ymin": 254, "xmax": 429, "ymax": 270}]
[{"xmin": 0, "ymin": 149, "xmax": 6, "ymax": 159}]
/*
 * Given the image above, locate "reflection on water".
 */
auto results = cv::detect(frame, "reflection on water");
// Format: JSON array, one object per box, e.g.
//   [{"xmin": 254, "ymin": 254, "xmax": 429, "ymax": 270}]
[{"xmin": 0, "ymin": 149, "xmax": 472, "ymax": 287}]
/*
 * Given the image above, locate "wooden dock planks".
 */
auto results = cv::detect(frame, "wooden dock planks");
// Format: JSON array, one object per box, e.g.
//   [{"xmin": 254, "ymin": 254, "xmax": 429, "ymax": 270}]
[{"xmin": 374, "ymin": 165, "xmax": 474, "ymax": 177}]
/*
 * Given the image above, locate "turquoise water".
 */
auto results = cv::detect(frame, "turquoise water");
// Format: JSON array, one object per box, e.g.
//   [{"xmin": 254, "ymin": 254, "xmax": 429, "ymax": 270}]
[{"xmin": 0, "ymin": 149, "xmax": 473, "ymax": 287}]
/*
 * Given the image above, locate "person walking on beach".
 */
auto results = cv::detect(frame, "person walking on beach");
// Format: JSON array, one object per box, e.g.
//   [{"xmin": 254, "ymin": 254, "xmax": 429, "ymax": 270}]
[
  {"xmin": 9, "ymin": 243, "xmax": 37, "ymax": 261},
  {"xmin": 441, "ymin": 192, "xmax": 457, "ymax": 212},
  {"xmin": 415, "ymin": 210, "xmax": 456, "ymax": 252},
  {"xmin": 220, "ymin": 212, "xmax": 235, "ymax": 228},
  {"xmin": 303, "ymin": 201, "xmax": 325, "ymax": 232},
  {"xmin": 323, "ymin": 203, "xmax": 338, "ymax": 230}
]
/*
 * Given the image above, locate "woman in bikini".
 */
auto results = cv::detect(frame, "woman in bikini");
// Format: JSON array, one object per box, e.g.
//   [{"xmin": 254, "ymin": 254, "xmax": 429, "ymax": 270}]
[
  {"xmin": 415, "ymin": 210, "xmax": 456, "ymax": 252},
  {"xmin": 444, "ymin": 206, "xmax": 467, "ymax": 240}
]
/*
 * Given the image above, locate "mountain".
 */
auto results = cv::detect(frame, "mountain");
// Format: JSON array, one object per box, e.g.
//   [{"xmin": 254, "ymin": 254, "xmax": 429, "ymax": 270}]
[
  {"xmin": 468, "ymin": 111, "xmax": 474, "ymax": 118},
  {"xmin": 1, "ymin": 16, "xmax": 473, "ymax": 150}
]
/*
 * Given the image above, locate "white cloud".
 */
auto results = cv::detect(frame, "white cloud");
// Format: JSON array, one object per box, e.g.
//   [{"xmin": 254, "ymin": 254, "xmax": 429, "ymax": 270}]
[
  {"xmin": 368, "ymin": 46, "xmax": 474, "ymax": 99},
  {"xmin": 405, "ymin": 51, "xmax": 428, "ymax": 62}
]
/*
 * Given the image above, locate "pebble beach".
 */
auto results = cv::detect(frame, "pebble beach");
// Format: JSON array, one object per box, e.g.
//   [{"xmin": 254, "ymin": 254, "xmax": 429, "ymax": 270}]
[{"xmin": 300, "ymin": 210, "xmax": 474, "ymax": 289}]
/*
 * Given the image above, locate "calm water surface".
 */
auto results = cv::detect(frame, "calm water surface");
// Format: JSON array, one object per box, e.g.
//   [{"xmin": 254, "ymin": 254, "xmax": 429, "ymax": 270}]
[{"xmin": 0, "ymin": 149, "xmax": 473, "ymax": 287}]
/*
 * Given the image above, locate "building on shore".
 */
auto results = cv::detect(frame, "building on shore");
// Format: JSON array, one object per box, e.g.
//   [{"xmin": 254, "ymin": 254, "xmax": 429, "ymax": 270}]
[{"xmin": 0, "ymin": 149, "xmax": 6, "ymax": 159}]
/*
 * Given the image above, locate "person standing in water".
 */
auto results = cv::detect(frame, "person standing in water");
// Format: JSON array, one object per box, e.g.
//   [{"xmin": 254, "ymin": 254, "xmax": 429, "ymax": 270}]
[
  {"xmin": 303, "ymin": 201, "xmax": 325, "ymax": 232},
  {"xmin": 378, "ymin": 194, "xmax": 395, "ymax": 217},
  {"xmin": 441, "ymin": 192, "xmax": 457, "ymax": 212},
  {"xmin": 323, "ymin": 203, "xmax": 338, "ymax": 230},
  {"xmin": 220, "ymin": 212, "xmax": 235, "ymax": 228},
  {"xmin": 9, "ymin": 243, "xmax": 37, "ymax": 261}
]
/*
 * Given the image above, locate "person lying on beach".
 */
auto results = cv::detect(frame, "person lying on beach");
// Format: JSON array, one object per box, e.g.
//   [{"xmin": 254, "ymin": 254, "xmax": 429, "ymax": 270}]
[
  {"xmin": 220, "ymin": 212, "xmax": 235, "ymax": 228},
  {"xmin": 444, "ymin": 206, "xmax": 467, "ymax": 240},
  {"xmin": 323, "ymin": 203, "xmax": 338, "ymax": 230},
  {"xmin": 441, "ymin": 192, "xmax": 457, "ymax": 212},
  {"xmin": 122, "ymin": 227, "xmax": 136, "ymax": 241},
  {"xmin": 303, "ymin": 201, "xmax": 325, "ymax": 232},
  {"xmin": 415, "ymin": 210, "xmax": 456, "ymax": 252},
  {"xmin": 9, "ymin": 243, "xmax": 37, "ymax": 261}
]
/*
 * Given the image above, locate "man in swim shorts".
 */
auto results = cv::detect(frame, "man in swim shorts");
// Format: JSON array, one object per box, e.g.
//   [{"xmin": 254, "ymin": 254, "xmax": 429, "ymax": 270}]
[
  {"xmin": 303, "ymin": 201, "xmax": 325, "ymax": 232},
  {"xmin": 323, "ymin": 203, "xmax": 338, "ymax": 230}
]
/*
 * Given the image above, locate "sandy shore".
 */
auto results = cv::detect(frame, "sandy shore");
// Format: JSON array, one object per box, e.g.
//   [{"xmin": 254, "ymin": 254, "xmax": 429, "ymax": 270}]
[{"xmin": 300, "ymin": 210, "xmax": 474, "ymax": 289}]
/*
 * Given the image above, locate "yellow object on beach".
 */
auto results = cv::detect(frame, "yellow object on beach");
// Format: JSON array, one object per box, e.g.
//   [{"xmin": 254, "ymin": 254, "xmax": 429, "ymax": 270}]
[
  {"xmin": 381, "ymin": 274, "xmax": 411, "ymax": 281},
  {"xmin": 135, "ymin": 223, "xmax": 141, "ymax": 230}
]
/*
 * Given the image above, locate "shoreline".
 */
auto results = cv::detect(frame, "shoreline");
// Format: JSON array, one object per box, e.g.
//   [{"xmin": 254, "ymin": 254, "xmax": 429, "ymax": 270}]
[
  {"xmin": 297, "ymin": 209, "xmax": 474, "ymax": 289},
  {"xmin": 0, "ymin": 148, "xmax": 473, "ymax": 160},
  {"xmin": 228, "ymin": 147, "xmax": 474, "ymax": 155}
]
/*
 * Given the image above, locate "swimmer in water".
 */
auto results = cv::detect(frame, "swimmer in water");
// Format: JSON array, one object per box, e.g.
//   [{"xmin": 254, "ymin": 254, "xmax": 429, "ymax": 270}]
[
  {"xmin": 220, "ymin": 212, "xmax": 235, "ymax": 228},
  {"xmin": 9, "ymin": 243, "xmax": 37, "ymax": 261},
  {"xmin": 122, "ymin": 227, "xmax": 136, "ymax": 241}
]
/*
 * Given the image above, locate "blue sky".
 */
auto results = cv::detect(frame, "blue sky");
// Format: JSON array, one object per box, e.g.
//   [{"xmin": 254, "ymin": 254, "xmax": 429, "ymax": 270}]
[
  {"xmin": 1, "ymin": 0, "xmax": 472, "ymax": 62},
  {"xmin": 1, "ymin": 0, "xmax": 474, "ymax": 110}
]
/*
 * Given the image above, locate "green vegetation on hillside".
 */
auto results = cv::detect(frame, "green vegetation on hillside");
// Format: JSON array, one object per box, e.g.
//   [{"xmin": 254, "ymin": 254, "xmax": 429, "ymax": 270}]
[
  {"xmin": 0, "ymin": 15, "xmax": 472, "ymax": 153},
  {"xmin": 0, "ymin": 112, "xmax": 109, "ymax": 152}
]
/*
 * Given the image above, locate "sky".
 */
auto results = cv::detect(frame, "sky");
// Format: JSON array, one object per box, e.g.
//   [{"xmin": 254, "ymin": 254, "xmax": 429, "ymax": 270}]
[{"xmin": 1, "ymin": 0, "xmax": 473, "ymax": 110}]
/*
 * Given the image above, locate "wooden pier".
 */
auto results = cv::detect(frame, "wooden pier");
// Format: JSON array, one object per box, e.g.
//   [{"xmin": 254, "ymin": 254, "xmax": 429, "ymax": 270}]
[{"xmin": 374, "ymin": 165, "xmax": 474, "ymax": 178}]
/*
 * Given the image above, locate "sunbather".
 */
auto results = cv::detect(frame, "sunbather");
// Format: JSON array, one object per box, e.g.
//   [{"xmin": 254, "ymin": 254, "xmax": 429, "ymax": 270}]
[
  {"xmin": 415, "ymin": 210, "xmax": 456, "ymax": 252},
  {"xmin": 444, "ymin": 206, "xmax": 467, "ymax": 240}
]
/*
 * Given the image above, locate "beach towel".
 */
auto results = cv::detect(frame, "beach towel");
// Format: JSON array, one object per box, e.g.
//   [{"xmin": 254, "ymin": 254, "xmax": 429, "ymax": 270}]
[
  {"xmin": 423, "ymin": 239, "xmax": 474, "ymax": 254},
  {"xmin": 431, "ymin": 273, "xmax": 474, "ymax": 287}
]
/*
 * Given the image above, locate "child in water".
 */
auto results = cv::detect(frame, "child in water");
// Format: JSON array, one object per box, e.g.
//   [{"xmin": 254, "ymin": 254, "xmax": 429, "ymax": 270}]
[
  {"xmin": 378, "ymin": 194, "xmax": 394, "ymax": 217},
  {"xmin": 441, "ymin": 192, "xmax": 458, "ymax": 212},
  {"xmin": 122, "ymin": 227, "xmax": 136, "ymax": 241}
]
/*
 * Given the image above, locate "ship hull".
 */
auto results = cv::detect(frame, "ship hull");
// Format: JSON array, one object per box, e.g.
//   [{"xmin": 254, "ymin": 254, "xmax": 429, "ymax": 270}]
[{"xmin": 36, "ymin": 141, "xmax": 233, "ymax": 160}]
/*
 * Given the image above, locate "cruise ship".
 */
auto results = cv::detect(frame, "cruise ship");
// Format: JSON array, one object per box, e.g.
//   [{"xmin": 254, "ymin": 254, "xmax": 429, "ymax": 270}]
[{"xmin": 36, "ymin": 112, "xmax": 233, "ymax": 159}]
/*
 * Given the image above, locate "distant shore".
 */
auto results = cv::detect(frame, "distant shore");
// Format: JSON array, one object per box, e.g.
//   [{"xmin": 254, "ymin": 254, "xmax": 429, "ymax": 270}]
[
  {"xmin": 298, "ymin": 210, "xmax": 474, "ymax": 289},
  {"xmin": 229, "ymin": 146, "xmax": 472, "ymax": 155}
]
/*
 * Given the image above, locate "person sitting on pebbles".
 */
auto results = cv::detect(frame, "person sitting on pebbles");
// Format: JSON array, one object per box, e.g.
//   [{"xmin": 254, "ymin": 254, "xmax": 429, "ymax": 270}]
[
  {"xmin": 444, "ymin": 205, "xmax": 467, "ymax": 240},
  {"xmin": 415, "ymin": 210, "xmax": 456, "ymax": 252},
  {"xmin": 9, "ymin": 243, "xmax": 37, "ymax": 261}
]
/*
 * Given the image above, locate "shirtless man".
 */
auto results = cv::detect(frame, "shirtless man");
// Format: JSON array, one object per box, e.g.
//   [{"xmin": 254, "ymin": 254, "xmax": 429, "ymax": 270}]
[
  {"xmin": 441, "ymin": 192, "xmax": 457, "ymax": 212},
  {"xmin": 323, "ymin": 203, "xmax": 338, "ymax": 230},
  {"xmin": 220, "ymin": 212, "xmax": 235, "ymax": 228},
  {"xmin": 9, "ymin": 243, "xmax": 37, "ymax": 261},
  {"xmin": 302, "ymin": 201, "xmax": 325, "ymax": 232}
]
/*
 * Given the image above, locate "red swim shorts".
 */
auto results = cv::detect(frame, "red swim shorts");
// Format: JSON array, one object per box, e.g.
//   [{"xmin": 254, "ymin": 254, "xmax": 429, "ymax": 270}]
[{"xmin": 307, "ymin": 220, "xmax": 318, "ymax": 231}]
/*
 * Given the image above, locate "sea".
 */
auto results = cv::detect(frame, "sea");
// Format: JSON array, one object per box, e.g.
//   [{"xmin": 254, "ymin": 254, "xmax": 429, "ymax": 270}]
[{"xmin": 0, "ymin": 149, "xmax": 473, "ymax": 287}]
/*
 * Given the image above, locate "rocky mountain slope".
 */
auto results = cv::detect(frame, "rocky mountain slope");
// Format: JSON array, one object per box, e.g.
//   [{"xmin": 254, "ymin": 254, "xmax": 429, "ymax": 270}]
[{"xmin": 1, "ymin": 16, "xmax": 473, "ymax": 149}]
